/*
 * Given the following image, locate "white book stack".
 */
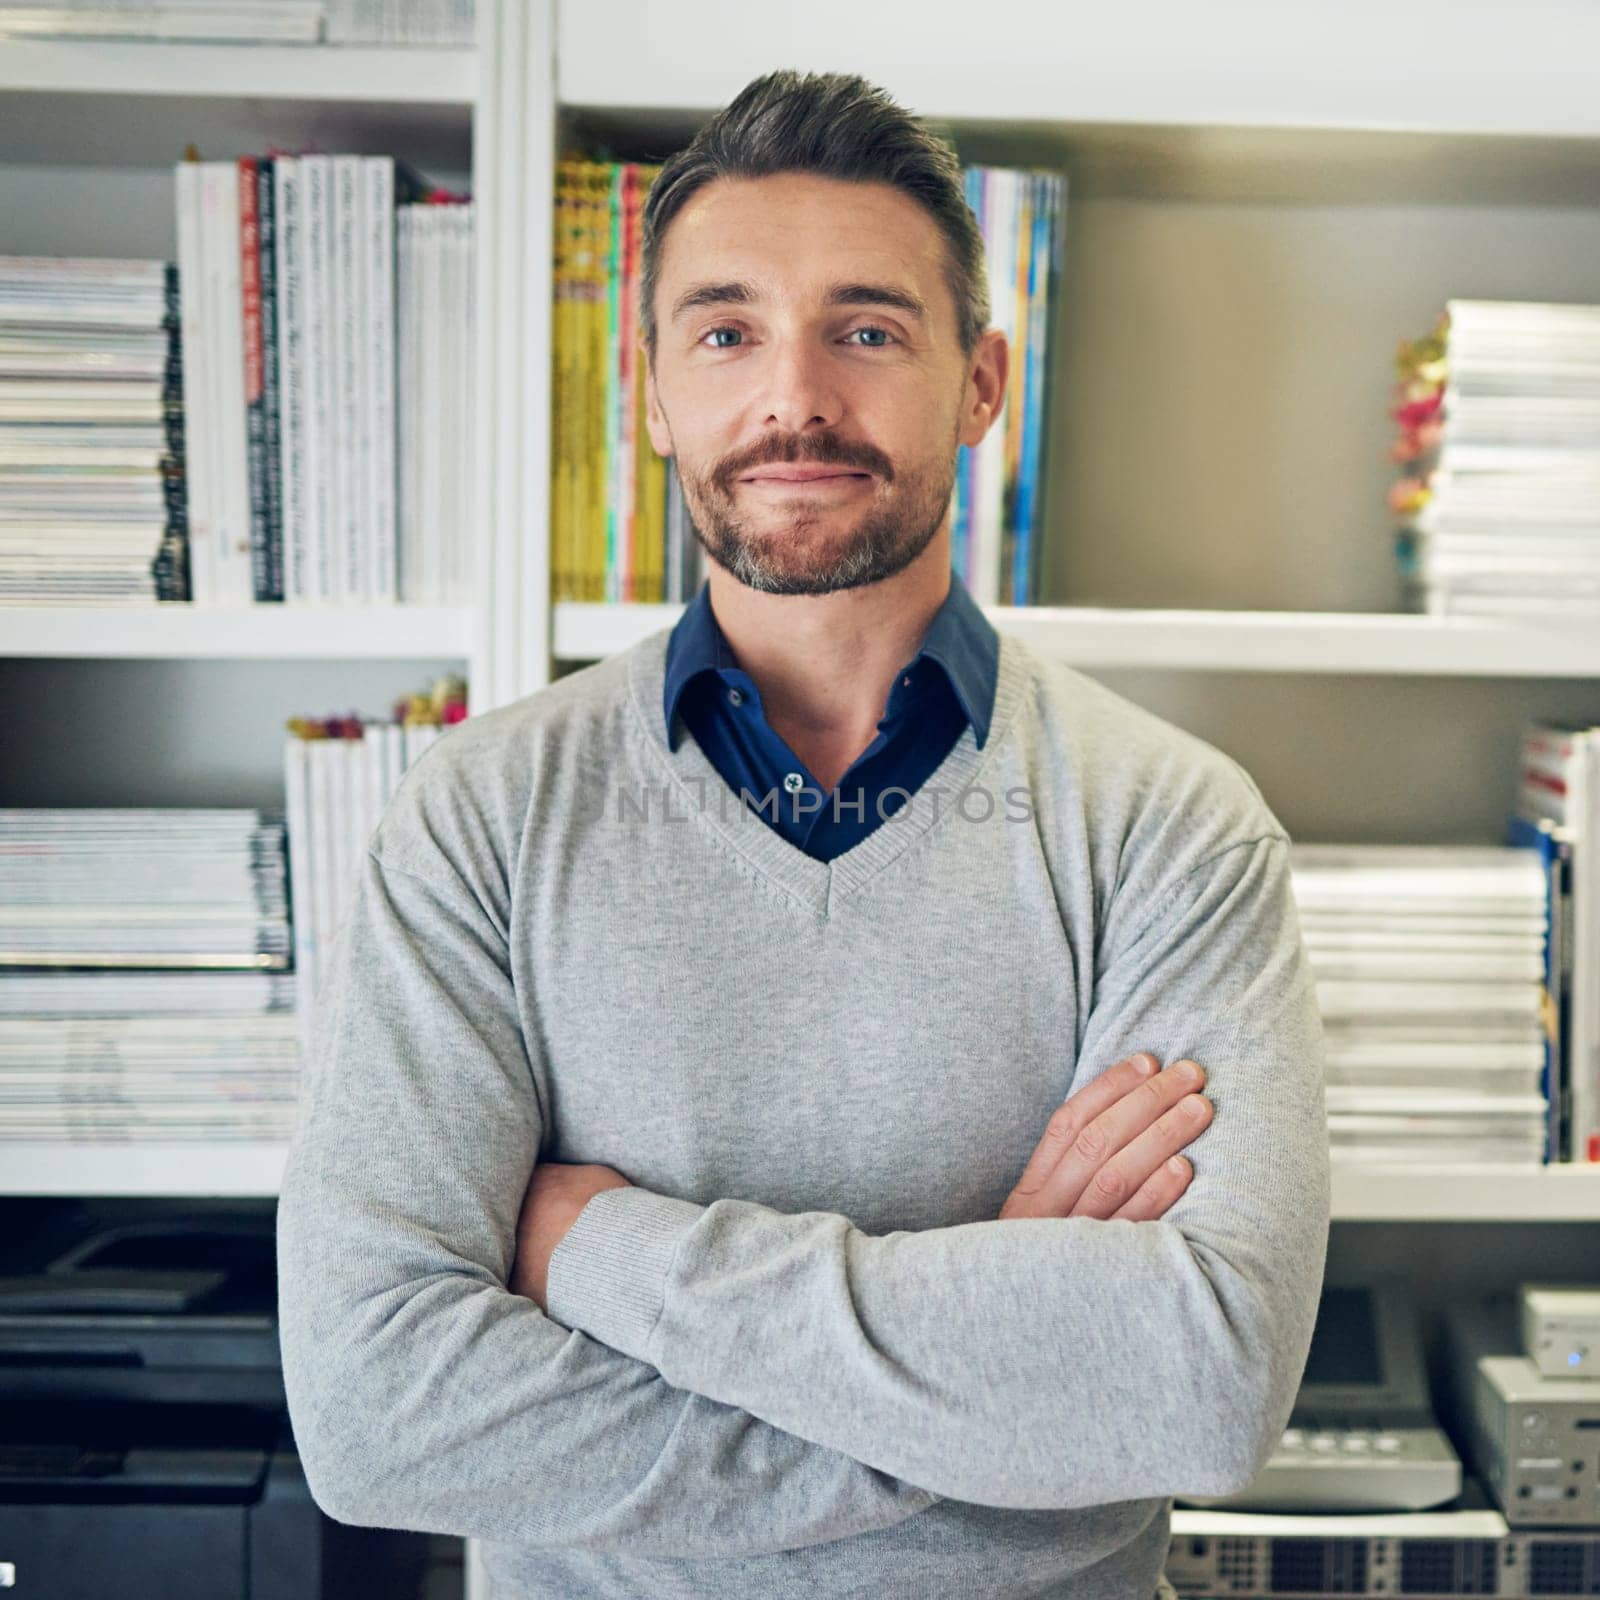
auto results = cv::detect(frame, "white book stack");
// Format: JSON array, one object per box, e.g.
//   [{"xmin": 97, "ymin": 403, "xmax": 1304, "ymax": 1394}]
[
  {"xmin": 1402, "ymin": 299, "xmax": 1600, "ymax": 619},
  {"xmin": 0, "ymin": 1, "xmax": 324, "ymax": 41},
  {"xmin": 396, "ymin": 199, "xmax": 474, "ymax": 603},
  {"xmin": 0, "ymin": 809, "xmax": 300, "ymax": 1142},
  {"xmin": 324, "ymin": 0, "xmax": 474, "ymax": 44},
  {"xmin": 0, "ymin": 0, "xmax": 471, "ymax": 44},
  {"xmin": 1289, "ymin": 843, "xmax": 1551, "ymax": 1167},
  {"xmin": 174, "ymin": 153, "xmax": 465, "ymax": 605},
  {"xmin": 283, "ymin": 677, "xmax": 466, "ymax": 1050},
  {"xmin": 0, "ymin": 256, "xmax": 186, "ymax": 603}
]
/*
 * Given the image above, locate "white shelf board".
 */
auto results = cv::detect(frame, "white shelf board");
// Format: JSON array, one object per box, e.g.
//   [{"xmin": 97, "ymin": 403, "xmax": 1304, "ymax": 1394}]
[
  {"xmin": 554, "ymin": 602, "xmax": 1600, "ymax": 679},
  {"xmin": 1331, "ymin": 1164, "xmax": 1600, "ymax": 1223},
  {"xmin": 0, "ymin": 40, "xmax": 476, "ymax": 103},
  {"xmin": 560, "ymin": 0, "xmax": 1600, "ymax": 141},
  {"xmin": 3, "ymin": 1143, "xmax": 1595, "ymax": 1216},
  {"xmin": 1, "ymin": 604, "xmax": 473, "ymax": 660},
  {"xmin": 0, "ymin": 1141, "xmax": 287, "ymax": 1197}
]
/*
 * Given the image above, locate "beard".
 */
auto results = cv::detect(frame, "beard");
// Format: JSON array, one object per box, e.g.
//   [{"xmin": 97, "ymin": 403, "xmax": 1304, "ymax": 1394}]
[{"xmin": 671, "ymin": 422, "xmax": 959, "ymax": 597}]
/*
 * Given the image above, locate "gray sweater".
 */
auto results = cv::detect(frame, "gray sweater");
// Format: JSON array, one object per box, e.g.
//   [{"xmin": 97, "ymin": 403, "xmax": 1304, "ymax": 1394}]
[{"xmin": 275, "ymin": 623, "xmax": 1331, "ymax": 1600}]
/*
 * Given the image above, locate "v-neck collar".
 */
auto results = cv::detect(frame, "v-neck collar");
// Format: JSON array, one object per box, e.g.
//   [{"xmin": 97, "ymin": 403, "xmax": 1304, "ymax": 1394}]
[{"xmin": 625, "ymin": 624, "xmax": 1030, "ymax": 921}]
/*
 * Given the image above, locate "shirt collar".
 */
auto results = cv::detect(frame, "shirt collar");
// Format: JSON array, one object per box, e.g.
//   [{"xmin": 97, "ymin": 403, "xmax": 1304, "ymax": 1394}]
[{"xmin": 662, "ymin": 576, "xmax": 999, "ymax": 752}]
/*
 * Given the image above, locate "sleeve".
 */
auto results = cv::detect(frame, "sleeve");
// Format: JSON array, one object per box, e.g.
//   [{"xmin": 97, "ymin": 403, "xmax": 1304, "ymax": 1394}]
[
  {"xmin": 274, "ymin": 841, "xmax": 938, "ymax": 1555},
  {"xmin": 544, "ymin": 832, "xmax": 1332, "ymax": 1511}
]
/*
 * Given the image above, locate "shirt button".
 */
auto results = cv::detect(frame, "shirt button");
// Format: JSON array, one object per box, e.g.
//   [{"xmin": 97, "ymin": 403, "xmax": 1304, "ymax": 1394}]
[
  {"xmin": 901, "ymin": 675, "xmax": 912, "ymax": 687},
  {"xmin": 727, "ymin": 687, "xmax": 744, "ymax": 707},
  {"xmin": 783, "ymin": 772, "xmax": 804, "ymax": 794}
]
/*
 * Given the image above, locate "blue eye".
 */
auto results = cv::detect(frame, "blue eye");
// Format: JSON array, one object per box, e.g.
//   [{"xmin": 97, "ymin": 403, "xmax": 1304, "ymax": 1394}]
[
  {"xmin": 848, "ymin": 326, "xmax": 892, "ymax": 347},
  {"xmin": 704, "ymin": 327, "xmax": 742, "ymax": 348}
]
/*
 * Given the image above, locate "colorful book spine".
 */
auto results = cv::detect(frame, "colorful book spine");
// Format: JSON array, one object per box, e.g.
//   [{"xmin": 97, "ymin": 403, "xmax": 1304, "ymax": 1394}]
[
  {"xmin": 239, "ymin": 155, "xmax": 272, "ymax": 601},
  {"xmin": 256, "ymin": 155, "xmax": 285, "ymax": 601},
  {"xmin": 1506, "ymin": 812, "xmax": 1573, "ymax": 1163}
]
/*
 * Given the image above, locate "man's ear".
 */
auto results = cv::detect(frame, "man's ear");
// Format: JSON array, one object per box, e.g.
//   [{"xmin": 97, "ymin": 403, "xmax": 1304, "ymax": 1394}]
[
  {"xmin": 957, "ymin": 328, "xmax": 1010, "ymax": 450},
  {"xmin": 643, "ymin": 345, "xmax": 673, "ymax": 459}
]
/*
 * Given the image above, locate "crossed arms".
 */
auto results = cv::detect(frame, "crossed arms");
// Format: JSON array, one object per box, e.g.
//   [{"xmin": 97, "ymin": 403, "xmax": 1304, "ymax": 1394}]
[{"xmin": 274, "ymin": 827, "xmax": 1330, "ymax": 1556}]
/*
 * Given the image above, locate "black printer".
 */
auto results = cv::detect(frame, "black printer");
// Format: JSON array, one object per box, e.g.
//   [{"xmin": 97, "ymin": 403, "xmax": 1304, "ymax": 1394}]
[{"xmin": 0, "ymin": 1199, "xmax": 429, "ymax": 1599}]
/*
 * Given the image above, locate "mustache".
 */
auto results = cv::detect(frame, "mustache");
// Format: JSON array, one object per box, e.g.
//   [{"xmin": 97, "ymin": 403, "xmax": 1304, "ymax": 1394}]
[{"xmin": 713, "ymin": 432, "xmax": 895, "ymax": 493}]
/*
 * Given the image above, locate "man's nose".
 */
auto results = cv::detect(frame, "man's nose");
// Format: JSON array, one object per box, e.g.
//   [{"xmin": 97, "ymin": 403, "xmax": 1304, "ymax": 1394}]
[{"xmin": 759, "ymin": 337, "xmax": 844, "ymax": 435}]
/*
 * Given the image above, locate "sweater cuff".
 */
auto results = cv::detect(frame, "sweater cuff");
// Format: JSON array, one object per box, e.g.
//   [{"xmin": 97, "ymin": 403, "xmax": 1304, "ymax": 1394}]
[{"xmin": 544, "ymin": 1185, "xmax": 706, "ymax": 1361}]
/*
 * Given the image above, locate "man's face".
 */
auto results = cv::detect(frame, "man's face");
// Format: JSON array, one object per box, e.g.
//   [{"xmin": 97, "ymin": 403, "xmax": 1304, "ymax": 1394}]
[{"xmin": 643, "ymin": 172, "xmax": 998, "ymax": 597}]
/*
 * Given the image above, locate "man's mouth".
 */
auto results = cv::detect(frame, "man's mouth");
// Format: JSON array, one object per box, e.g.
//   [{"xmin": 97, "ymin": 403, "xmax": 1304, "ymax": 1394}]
[{"xmin": 739, "ymin": 467, "xmax": 872, "ymax": 486}]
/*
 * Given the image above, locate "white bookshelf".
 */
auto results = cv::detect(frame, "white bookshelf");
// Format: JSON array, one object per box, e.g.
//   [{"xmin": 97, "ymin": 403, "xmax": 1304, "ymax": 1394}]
[
  {"xmin": 1, "ymin": 17, "xmax": 538, "ymax": 1592},
  {"xmin": 6, "ymin": 10, "xmax": 1600, "ymax": 1597},
  {"xmin": 545, "ymin": 41, "xmax": 1600, "ymax": 1585}
]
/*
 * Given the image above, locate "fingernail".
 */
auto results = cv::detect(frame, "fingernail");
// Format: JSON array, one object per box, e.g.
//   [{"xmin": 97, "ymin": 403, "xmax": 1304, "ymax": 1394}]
[
  {"xmin": 1176, "ymin": 1060, "xmax": 1202, "ymax": 1085},
  {"xmin": 1168, "ymin": 1157, "xmax": 1187, "ymax": 1176},
  {"xmin": 1133, "ymin": 1054, "xmax": 1157, "ymax": 1076}
]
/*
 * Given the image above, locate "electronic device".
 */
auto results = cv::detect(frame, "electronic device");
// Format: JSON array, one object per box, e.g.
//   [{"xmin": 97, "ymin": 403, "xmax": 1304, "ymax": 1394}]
[
  {"xmin": 0, "ymin": 1203, "xmax": 429, "ymax": 1599},
  {"xmin": 1440, "ymin": 1298, "xmax": 1600, "ymax": 1530},
  {"xmin": 1177, "ymin": 1282, "xmax": 1462, "ymax": 1514},
  {"xmin": 1164, "ymin": 1476, "xmax": 1600, "ymax": 1597},
  {"xmin": 1520, "ymin": 1284, "xmax": 1600, "ymax": 1380}
]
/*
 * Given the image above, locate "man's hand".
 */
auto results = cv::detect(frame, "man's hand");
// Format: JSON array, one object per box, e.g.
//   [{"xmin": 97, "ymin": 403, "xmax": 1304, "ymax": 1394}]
[
  {"xmin": 1000, "ymin": 1053, "xmax": 1211, "ymax": 1222},
  {"xmin": 511, "ymin": 1161, "xmax": 632, "ymax": 1311}
]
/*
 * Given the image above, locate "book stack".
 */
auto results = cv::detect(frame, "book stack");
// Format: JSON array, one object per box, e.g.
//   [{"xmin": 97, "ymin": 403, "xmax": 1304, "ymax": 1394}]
[
  {"xmin": 0, "ymin": 1, "xmax": 472, "ymax": 43},
  {"xmin": 0, "ymin": 809, "xmax": 299, "ymax": 1142},
  {"xmin": 174, "ymin": 153, "xmax": 470, "ymax": 606},
  {"xmin": 1513, "ymin": 720, "xmax": 1600, "ymax": 1163},
  {"xmin": 284, "ymin": 673, "xmax": 467, "ymax": 1035},
  {"xmin": 550, "ymin": 157, "xmax": 1066, "ymax": 608},
  {"xmin": 397, "ymin": 197, "xmax": 476, "ymax": 604},
  {"xmin": 0, "ymin": 256, "xmax": 188, "ymax": 603},
  {"xmin": 551, "ymin": 160, "xmax": 686, "ymax": 606},
  {"xmin": 0, "ymin": 1, "xmax": 323, "ymax": 40},
  {"xmin": 1289, "ymin": 843, "xmax": 1552, "ymax": 1167},
  {"xmin": 1390, "ymin": 299, "xmax": 1600, "ymax": 619},
  {"xmin": 951, "ymin": 166, "xmax": 1066, "ymax": 608},
  {"xmin": 325, "ymin": 0, "xmax": 474, "ymax": 44}
]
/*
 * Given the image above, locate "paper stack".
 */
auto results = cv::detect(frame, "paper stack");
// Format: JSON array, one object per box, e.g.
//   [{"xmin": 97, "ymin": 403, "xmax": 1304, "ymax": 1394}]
[
  {"xmin": 284, "ymin": 673, "xmax": 467, "ymax": 1046},
  {"xmin": 0, "ymin": 809, "xmax": 299, "ymax": 1142},
  {"xmin": 0, "ymin": 256, "xmax": 188, "ymax": 602},
  {"xmin": 1289, "ymin": 843, "xmax": 1551, "ymax": 1166},
  {"xmin": 1390, "ymin": 299, "xmax": 1600, "ymax": 619}
]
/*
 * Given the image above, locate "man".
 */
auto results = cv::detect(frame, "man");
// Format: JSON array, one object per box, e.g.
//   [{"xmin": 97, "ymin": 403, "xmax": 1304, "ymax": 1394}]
[{"xmin": 276, "ymin": 69, "xmax": 1330, "ymax": 1600}]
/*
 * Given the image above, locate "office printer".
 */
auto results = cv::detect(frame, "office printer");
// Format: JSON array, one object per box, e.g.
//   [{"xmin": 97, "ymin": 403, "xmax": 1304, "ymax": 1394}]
[{"xmin": 0, "ymin": 1200, "xmax": 428, "ymax": 1599}]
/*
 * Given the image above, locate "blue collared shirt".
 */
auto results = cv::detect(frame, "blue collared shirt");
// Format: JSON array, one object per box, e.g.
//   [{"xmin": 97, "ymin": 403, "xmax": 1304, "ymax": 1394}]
[{"xmin": 662, "ymin": 576, "xmax": 1000, "ymax": 863}]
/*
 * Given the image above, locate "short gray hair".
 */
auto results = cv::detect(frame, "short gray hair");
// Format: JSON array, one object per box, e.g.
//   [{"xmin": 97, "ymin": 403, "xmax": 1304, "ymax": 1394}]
[{"xmin": 640, "ymin": 70, "xmax": 990, "ymax": 361}]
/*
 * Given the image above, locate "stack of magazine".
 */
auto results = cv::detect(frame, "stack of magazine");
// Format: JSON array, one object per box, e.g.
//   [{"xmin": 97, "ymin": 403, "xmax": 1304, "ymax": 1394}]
[
  {"xmin": 284, "ymin": 674, "xmax": 466, "ymax": 1042},
  {"xmin": 174, "ymin": 153, "xmax": 471, "ymax": 605},
  {"xmin": 0, "ymin": 1, "xmax": 472, "ymax": 44},
  {"xmin": 1390, "ymin": 299, "xmax": 1600, "ymax": 619},
  {"xmin": 0, "ymin": 809, "xmax": 298, "ymax": 1143},
  {"xmin": 1289, "ymin": 843, "xmax": 1551, "ymax": 1166},
  {"xmin": 0, "ymin": 256, "xmax": 188, "ymax": 602}
]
